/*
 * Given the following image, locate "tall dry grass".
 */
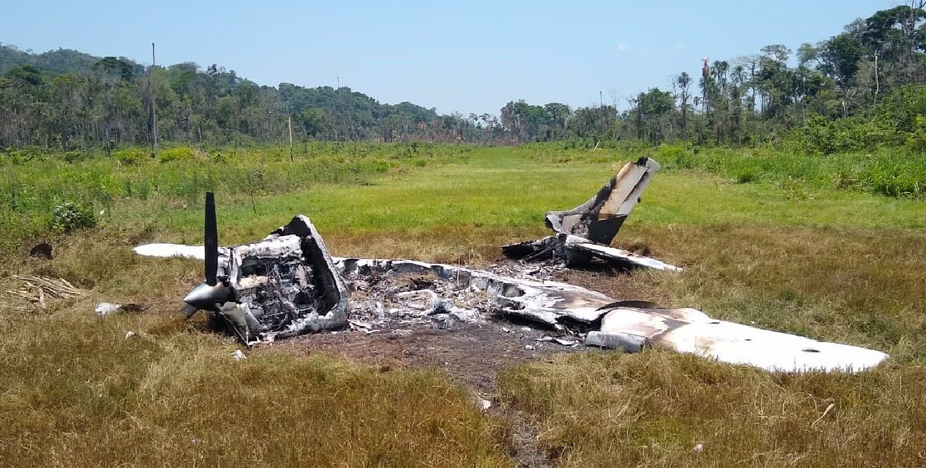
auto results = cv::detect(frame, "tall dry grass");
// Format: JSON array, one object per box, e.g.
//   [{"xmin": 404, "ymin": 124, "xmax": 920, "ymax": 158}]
[
  {"xmin": 499, "ymin": 352, "xmax": 926, "ymax": 467},
  {"xmin": 0, "ymin": 293, "xmax": 513, "ymax": 467},
  {"xmin": 498, "ymin": 222, "xmax": 926, "ymax": 467}
]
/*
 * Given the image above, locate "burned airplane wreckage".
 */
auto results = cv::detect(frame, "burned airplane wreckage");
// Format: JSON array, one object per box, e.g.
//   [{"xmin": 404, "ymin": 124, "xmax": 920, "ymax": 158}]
[
  {"xmin": 503, "ymin": 157, "xmax": 680, "ymax": 272},
  {"xmin": 137, "ymin": 194, "xmax": 349, "ymax": 343},
  {"xmin": 133, "ymin": 159, "xmax": 889, "ymax": 373}
]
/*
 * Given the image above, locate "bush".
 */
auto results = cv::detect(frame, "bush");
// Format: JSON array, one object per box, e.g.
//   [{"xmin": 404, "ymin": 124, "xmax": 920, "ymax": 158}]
[
  {"xmin": 877, "ymin": 84, "xmax": 926, "ymax": 133},
  {"xmin": 3, "ymin": 146, "xmax": 46, "ymax": 164},
  {"xmin": 113, "ymin": 147, "xmax": 149, "ymax": 165},
  {"xmin": 656, "ymin": 143, "xmax": 687, "ymax": 160},
  {"xmin": 795, "ymin": 115, "xmax": 896, "ymax": 155},
  {"xmin": 50, "ymin": 201, "xmax": 97, "ymax": 233},
  {"xmin": 904, "ymin": 116, "xmax": 926, "ymax": 152},
  {"xmin": 158, "ymin": 146, "xmax": 196, "ymax": 163},
  {"xmin": 63, "ymin": 150, "xmax": 91, "ymax": 164},
  {"xmin": 862, "ymin": 156, "xmax": 926, "ymax": 198}
]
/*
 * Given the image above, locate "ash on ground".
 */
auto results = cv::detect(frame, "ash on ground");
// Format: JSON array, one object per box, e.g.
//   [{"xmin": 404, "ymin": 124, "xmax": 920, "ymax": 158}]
[{"xmin": 341, "ymin": 261, "xmax": 579, "ymax": 343}]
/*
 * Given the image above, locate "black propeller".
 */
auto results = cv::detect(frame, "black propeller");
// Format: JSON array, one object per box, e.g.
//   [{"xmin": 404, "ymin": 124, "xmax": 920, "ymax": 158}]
[
  {"xmin": 204, "ymin": 192, "xmax": 218, "ymax": 286},
  {"xmin": 183, "ymin": 192, "xmax": 235, "ymax": 314}
]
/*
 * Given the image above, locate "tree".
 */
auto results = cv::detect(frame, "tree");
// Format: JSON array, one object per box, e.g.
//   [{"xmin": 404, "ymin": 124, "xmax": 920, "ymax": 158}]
[
  {"xmin": 569, "ymin": 106, "xmax": 616, "ymax": 142},
  {"xmin": 631, "ymin": 88, "xmax": 675, "ymax": 144},
  {"xmin": 0, "ymin": 65, "xmax": 48, "ymax": 148},
  {"xmin": 543, "ymin": 102, "xmax": 572, "ymax": 139},
  {"xmin": 756, "ymin": 45, "xmax": 792, "ymax": 118},
  {"xmin": 500, "ymin": 100, "xmax": 548, "ymax": 142},
  {"xmin": 861, "ymin": 4, "xmax": 926, "ymax": 98},
  {"xmin": 673, "ymin": 72, "xmax": 692, "ymax": 138},
  {"xmin": 91, "ymin": 57, "xmax": 139, "ymax": 153},
  {"xmin": 819, "ymin": 33, "xmax": 865, "ymax": 116}
]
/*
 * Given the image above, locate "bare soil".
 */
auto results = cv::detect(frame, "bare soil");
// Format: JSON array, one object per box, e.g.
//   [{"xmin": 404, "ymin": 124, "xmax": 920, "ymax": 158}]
[
  {"xmin": 276, "ymin": 318, "xmax": 586, "ymax": 394},
  {"xmin": 264, "ymin": 264, "xmax": 654, "ymax": 468},
  {"xmin": 270, "ymin": 263, "xmax": 653, "ymax": 394},
  {"xmin": 273, "ymin": 317, "xmax": 586, "ymax": 468}
]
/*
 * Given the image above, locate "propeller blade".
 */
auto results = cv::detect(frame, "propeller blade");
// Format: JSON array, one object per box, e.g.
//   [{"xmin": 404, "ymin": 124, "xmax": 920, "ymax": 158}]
[
  {"xmin": 204, "ymin": 192, "xmax": 218, "ymax": 286},
  {"xmin": 183, "ymin": 282, "xmax": 235, "ymax": 313},
  {"xmin": 181, "ymin": 303, "xmax": 199, "ymax": 317}
]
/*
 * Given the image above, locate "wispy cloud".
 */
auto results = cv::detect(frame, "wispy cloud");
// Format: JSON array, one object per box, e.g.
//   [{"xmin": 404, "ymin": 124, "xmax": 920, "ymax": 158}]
[{"xmin": 617, "ymin": 42, "xmax": 630, "ymax": 52}]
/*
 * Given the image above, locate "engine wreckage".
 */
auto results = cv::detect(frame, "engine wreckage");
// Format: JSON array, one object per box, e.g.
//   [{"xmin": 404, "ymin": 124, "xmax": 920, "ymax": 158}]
[{"xmin": 133, "ymin": 158, "xmax": 888, "ymax": 373}]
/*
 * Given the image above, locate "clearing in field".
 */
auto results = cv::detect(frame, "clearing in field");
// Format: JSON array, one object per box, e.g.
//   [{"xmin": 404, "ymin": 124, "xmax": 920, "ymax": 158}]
[{"xmin": 1, "ymin": 144, "xmax": 925, "ymax": 467}]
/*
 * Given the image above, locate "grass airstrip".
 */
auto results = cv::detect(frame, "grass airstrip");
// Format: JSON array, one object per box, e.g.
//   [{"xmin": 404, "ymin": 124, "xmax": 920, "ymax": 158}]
[{"xmin": 1, "ymin": 143, "xmax": 924, "ymax": 467}]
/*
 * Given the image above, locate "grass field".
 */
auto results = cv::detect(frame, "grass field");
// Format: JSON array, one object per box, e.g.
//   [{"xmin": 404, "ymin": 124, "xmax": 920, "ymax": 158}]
[{"xmin": 1, "ymin": 143, "xmax": 925, "ymax": 467}]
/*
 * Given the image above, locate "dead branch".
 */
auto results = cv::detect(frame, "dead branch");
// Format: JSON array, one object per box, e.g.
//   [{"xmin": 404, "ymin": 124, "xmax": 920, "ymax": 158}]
[{"xmin": 7, "ymin": 275, "xmax": 83, "ymax": 307}]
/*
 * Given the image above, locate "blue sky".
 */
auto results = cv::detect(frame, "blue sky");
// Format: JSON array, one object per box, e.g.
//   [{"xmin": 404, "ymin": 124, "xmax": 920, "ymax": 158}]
[{"xmin": 1, "ymin": 0, "xmax": 901, "ymax": 116}]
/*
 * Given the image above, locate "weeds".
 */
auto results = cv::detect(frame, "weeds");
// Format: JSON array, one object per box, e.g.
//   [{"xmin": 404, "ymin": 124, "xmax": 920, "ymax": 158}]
[
  {"xmin": 517, "ymin": 142, "xmax": 926, "ymax": 200},
  {"xmin": 0, "ymin": 142, "xmax": 472, "ymax": 255},
  {"xmin": 50, "ymin": 201, "xmax": 96, "ymax": 233}
]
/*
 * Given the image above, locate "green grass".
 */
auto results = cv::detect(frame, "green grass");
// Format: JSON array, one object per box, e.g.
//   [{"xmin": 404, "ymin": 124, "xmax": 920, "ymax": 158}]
[
  {"xmin": 518, "ymin": 142, "xmax": 926, "ymax": 199},
  {"xmin": 2, "ymin": 143, "xmax": 925, "ymax": 467},
  {"xmin": 0, "ymin": 141, "xmax": 474, "ymax": 255}
]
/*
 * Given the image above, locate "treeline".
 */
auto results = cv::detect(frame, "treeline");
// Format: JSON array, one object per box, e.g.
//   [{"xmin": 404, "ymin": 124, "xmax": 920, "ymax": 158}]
[
  {"xmin": 0, "ymin": 47, "xmax": 454, "ymax": 151},
  {"xmin": 498, "ymin": 3, "xmax": 926, "ymax": 153},
  {"xmin": 2, "ymin": 3, "xmax": 926, "ymax": 153}
]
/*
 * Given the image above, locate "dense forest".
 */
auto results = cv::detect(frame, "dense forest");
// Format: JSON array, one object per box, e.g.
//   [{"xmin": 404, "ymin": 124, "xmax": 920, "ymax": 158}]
[{"xmin": 2, "ymin": 3, "xmax": 926, "ymax": 154}]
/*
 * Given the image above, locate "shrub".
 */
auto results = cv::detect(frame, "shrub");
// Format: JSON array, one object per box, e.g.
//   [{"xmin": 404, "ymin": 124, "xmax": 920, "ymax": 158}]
[
  {"xmin": 904, "ymin": 116, "xmax": 926, "ymax": 152},
  {"xmin": 877, "ymin": 84, "xmax": 926, "ymax": 133},
  {"xmin": 50, "ymin": 201, "xmax": 97, "ymax": 233},
  {"xmin": 4, "ymin": 146, "xmax": 46, "ymax": 164},
  {"xmin": 656, "ymin": 143, "xmax": 687, "ymax": 160},
  {"xmin": 63, "ymin": 150, "xmax": 90, "ymax": 164},
  {"xmin": 862, "ymin": 157, "xmax": 926, "ymax": 198},
  {"xmin": 734, "ymin": 168, "xmax": 758, "ymax": 184},
  {"xmin": 158, "ymin": 146, "xmax": 196, "ymax": 163},
  {"xmin": 113, "ymin": 147, "xmax": 148, "ymax": 165},
  {"xmin": 795, "ymin": 115, "xmax": 896, "ymax": 155}
]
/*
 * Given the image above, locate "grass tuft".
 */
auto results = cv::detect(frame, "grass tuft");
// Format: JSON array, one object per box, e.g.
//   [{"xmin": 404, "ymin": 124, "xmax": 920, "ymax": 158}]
[{"xmin": 498, "ymin": 352, "xmax": 926, "ymax": 467}]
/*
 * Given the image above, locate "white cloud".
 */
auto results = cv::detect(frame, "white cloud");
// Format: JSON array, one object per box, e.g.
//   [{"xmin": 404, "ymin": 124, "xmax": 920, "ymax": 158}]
[{"xmin": 617, "ymin": 42, "xmax": 630, "ymax": 52}]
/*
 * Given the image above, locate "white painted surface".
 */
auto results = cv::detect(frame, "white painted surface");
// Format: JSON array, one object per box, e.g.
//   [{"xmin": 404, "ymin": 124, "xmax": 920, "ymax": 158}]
[
  {"xmin": 597, "ymin": 307, "xmax": 889, "ymax": 373},
  {"xmin": 570, "ymin": 241, "xmax": 683, "ymax": 272},
  {"xmin": 134, "ymin": 243, "xmax": 888, "ymax": 373},
  {"xmin": 133, "ymin": 243, "xmax": 205, "ymax": 259}
]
